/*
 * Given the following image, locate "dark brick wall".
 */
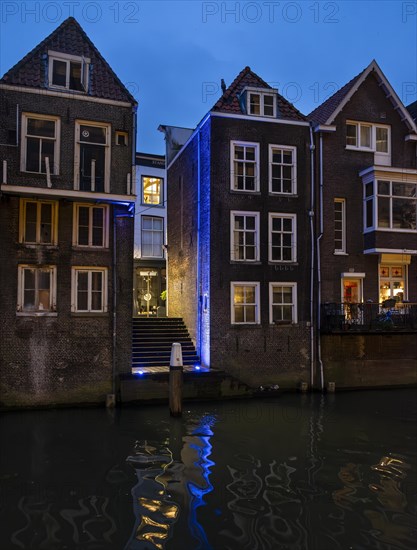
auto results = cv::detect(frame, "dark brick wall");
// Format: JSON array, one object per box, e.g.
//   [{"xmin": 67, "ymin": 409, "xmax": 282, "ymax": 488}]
[
  {"xmin": 316, "ymin": 72, "xmax": 417, "ymax": 304},
  {"xmin": 167, "ymin": 115, "xmax": 313, "ymax": 387},
  {"xmin": 0, "ymin": 89, "xmax": 133, "ymax": 195},
  {"xmin": 0, "ymin": 87, "xmax": 134, "ymax": 408}
]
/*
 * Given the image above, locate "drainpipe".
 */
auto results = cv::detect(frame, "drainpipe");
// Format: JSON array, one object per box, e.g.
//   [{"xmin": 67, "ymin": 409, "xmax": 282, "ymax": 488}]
[
  {"xmin": 317, "ymin": 133, "xmax": 325, "ymax": 391},
  {"xmin": 112, "ymin": 211, "xmax": 117, "ymax": 397},
  {"xmin": 309, "ymin": 125, "xmax": 315, "ymax": 389}
]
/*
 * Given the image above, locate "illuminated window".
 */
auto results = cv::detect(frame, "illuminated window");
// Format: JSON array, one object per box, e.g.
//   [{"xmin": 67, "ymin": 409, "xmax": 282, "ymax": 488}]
[
  {"xmin": 142, "ymin": 176, "xmax": 163, "ymax": 205},
  {"xmin": 71, "ymin": 268, "xmax": 108, "ymax": 312},
  {"xmin": 19, "ymin": 199, "xmax": 58, "ymax": 245},
  {"xmin": 74, "ymin": 121, "xmax": 110, "ymax": 193},
  {"xmin": 379, "ymin": 265, "xmax": 406, "ymax": 303},
  {"xmin": 269, "ymin": 283, "xmax": 297, "ymax": 324},
  {"xmin": 230, "ymin": 141, "xmax": 259, "ymax": 192},
  {"xmin": 269, "ymin": 213, "xmax": 297, "ymax": 262},
  {"xmin": 230, "ymin": 211, "xmax": 259, "ymax": 261},
  {"xmin": 48, "ymin": 51, "xmax": 89, "ymax": 92},
  {"xmin": 21, "ymin": 113, "xmax": 60, "ymax": 175},
  {"xmin": 141, "ymin": 216, "xmax": 164, "ymax": 257},
  {"xmin": 73, "ymin": 204, "xmax": 109, "ymax": 248},
  {"xmin": 231, "ymin": 282, "xmax": 260, "ymax": 324},
  {"xmin": 17, "ymin": 265, "xmax": 57, "ymax": 313},
  {"xmin": 269, "ymin": 145, "xmax": 296, "ymax": 195}
]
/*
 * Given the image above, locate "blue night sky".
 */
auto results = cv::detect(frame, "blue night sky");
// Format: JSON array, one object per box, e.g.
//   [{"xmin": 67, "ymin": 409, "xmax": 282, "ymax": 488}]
[{"xmin": 1, "ymin": 0, "xmax": 416, "ymax": 155}]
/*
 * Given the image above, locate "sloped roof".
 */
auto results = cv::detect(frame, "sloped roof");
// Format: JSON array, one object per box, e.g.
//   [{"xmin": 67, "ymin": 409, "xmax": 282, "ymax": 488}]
[
  {"xmin": 407, "ymin": 100, "xmax": 417, "ymax": 121},
  {"xmin": 308, "ymin": 60, "xmax": 416, "ymax": 132},
  {"xmin": 308, "ymin": 69, "xmax": 365, "ymax": 125},
  {"xmin": 212, "ymin": 66, "xmax": 306, "ymax": 122},
  {"xmin": 0, "ymin": 17, "xmax": 136, "ymax": 104}
]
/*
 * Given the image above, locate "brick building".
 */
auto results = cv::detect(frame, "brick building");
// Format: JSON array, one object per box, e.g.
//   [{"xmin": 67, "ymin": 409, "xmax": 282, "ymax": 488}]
[
  {"xmin": 309, "ymin": 60, "xmax": 417, "ymax": 311},
  {"xmin": 133, "ymin": 152, "xmax": 167, "ymax": 316},
  {"xmin": 309, "ymin": 60, "xmax": 417, "ymax": 388},
  {"xmin": 0, "ymin": 18, "xmax": 137, "ymax": 407},
  {"xmin": 167, "ymin": 67, "xmax": 313, "ymax": 388}
]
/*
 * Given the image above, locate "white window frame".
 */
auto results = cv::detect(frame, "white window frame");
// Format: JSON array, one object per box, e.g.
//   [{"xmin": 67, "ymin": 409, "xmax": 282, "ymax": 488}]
[
  {"xmin": 231, "ymin": 282, "xmax": 260, "ymax": 325},
  {"xmin": 71, "ymin": 267, "xmax": 108, "ymax": 313},
  {"xmin": 20, "ymin": 113, "xmax": 60, "ymax": 175},
  {"xmin": 48, "ymin": 50, "xmax": 90, "ymax": 92},
  {"xmin": 230, "ymin": 211, "xmax": 260, "ymax": 262},
  {"xmin": 230, "ymin": 141, "xmax": 260, "ymax": 192},
  {"xmin": 247, "ymin": 91, "xmax": 277, "ymax": 118},
  {"xmin": 141, "ymin": 216, "xmax": 164, "ymax": 258},
  {"xmin": 115, "ymin": 131, "xmax": 128, "ymax": 146},
  {"xmin": 346, "ymin": 121, "xmax": 390, "ymax": 155},
  {"xmin": 363, "ymin": 179, "xmax": 417, "ymax": 233},
  {"xmin": 19, "ymin": 198, "xmax": 58, "ymax": 245},
  {"xmin": 269, "ymin": 282, "xmax": 298, "ymax": 325},
  {"xmin": 142, "ymin": 176, "xmax": 164, "ymax": 206},
  {"xmin": 72, "ymin": 203, "xmax": 109, "ymax": 248},
  {"xmin": 268, "ymin": 213, "xmax": 297, "ymax": 263},
  {"xmin": 334, "ymin": 199, "xmax": 346, "ymax": 254},
  {"xmin": 74, "ymin": 120, "xmax": 111, "ymax": 193},
  {"xmin": 17, "ymin": 265, "xmax": 57, "ymax": 314},
  {"xmin": 269, "ymin": 145, "xmax": 297, "ymax": 195}
]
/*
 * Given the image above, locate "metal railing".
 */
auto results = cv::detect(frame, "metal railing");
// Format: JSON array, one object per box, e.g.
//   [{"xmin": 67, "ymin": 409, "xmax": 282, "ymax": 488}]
[{"xmin": 321, "ymin": 301, "xmax": 417, "ymax": 332}]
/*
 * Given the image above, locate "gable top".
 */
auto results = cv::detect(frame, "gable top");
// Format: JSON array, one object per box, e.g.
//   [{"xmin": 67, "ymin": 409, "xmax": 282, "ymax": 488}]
[
  {"xmin": 308, "ymin": 60, "xmax": 417, "ymax": 132},
  {"xmin": 212, "ymin": 66, "xmax": 306, "ymax": 122},
  {"xmin": 0, "ymin": 17, "xmax": 137, "ymax": 105}
]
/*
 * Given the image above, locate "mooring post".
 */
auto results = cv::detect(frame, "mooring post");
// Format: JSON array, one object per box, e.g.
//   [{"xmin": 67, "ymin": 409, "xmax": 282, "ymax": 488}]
[{"xmin": 169, "ymin": 342, "xmax": 183, "ymax": 417}]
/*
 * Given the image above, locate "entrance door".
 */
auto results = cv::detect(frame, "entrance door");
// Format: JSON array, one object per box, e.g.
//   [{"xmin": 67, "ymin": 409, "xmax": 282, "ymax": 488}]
[{"xmin": 342, "ymin": 278, "xmax": 363, "ymax": 321}]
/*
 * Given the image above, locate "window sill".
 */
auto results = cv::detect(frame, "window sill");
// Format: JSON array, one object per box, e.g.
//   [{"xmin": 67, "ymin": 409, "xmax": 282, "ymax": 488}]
[
  {"xmin": 231, "ymin": 323, "xmax": 262, "ymax": 327},
  {"xmin": 141, "ymin": 203, "xmax": 164, "ymax": 208},
  {"xmin": 229, "ymin": 190, "xmax": 261, "ymax": 195},
  {"xmin": 270, "ymin": 322, "xmax": 298, "ymax": 327},
  {"xmin": 17, "ymin": 312, "xmax": 57, "ymax": 317},
  {"xmin": 334, "ymin": 252, "xmax": 348, "ymax": 256},
  {"xmin": 269, "ymin": 193, "xmax": 298, "ymax": 198},
  {"xmin": 269, "ymin": 262, "xmax": 298, "ymax": 267},
  {"xmin": 20, "ymin": 244, "xmax": 58, "ymax": 249},
  {"xmin": 230, "ymin": 260, "xmax": 261, "ymax": 265},
  {"xmin": 72, "ymin": 246, "xmax": 110, "ymax": 251},
  {"xmin": 71, "ymin": 312, "xmax": 108, "ymax": 317}
]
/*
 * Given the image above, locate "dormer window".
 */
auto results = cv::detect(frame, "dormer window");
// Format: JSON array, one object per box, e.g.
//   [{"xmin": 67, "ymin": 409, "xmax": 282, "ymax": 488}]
[
  {"xmin": 242, "ymin": 87, "xmax": 277, "ymax": 118},
  {"xmin": 48, "ymin": 51, "xmax": 89, "ymax": 92}
]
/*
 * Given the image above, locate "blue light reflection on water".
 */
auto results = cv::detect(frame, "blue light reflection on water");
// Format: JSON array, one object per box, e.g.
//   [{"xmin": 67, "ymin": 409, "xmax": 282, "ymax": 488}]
[{"xmin": 0, "ymin": 390, "xmax": 416, "ymax": 550}]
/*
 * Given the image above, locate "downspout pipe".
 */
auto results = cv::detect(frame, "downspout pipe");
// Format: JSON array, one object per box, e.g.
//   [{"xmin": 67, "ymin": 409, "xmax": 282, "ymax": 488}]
[
  {"xmin": 309, "ymin": 125, "xmax": 315, "ymax": 389},
  {"xmin": 317, "ymin": 133, "xmax": 325, "ymax": 391},
  {"xmin": 112, "ymin": 211, "xmax": 117, "ymax": 397}
]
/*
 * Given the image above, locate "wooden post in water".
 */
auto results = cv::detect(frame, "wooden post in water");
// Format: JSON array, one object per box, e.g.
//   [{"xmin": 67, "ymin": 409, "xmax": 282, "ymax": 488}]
[{"xmin": 169, "ymin": 342, "xmax": 183, "ymax": 417}]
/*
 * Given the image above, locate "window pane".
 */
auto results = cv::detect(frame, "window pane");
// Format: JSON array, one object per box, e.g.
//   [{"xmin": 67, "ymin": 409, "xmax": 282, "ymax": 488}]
[
  {"xmin": 91, "ymin": 272, "xmax": 103, "ymax": 292},
  {"xmin": 91, "ymin": 291, "xmax": 102, "ymax": 311},
  {"xmin": 80, "ymin": 125, "xmax": 106, "ymax": 144},
  {"xmin": 40, "ymin": 204, "xmax": 52, "ymax": 243},
  {"xmin": 27, "ymin": 119, "xmax": 55, "ymax": 138},
  {"xmin": 41, "ymin": 139, "xmax": 55, "ymax": 174},
  {"xmin": 52, "ymin": 60, "xmax": 67, "ymax": 87},
  {"xmin": 366, "ymin": 198, "xmax": 374, "ymax": 228},
  {"xmin": 25, "ymin": 202, "xmax": 37, "ymax": 242},
  {"xmin": 393, "ymin": 198, "xmax": 416, "ymax": 229},
  {"xmin": 69, "ymin": 61, "xmax": 82, "ymax": 91},
  {"xmin": 249, "ymin": 94, "xmax": 260, "ymax": 115},
  {"xmin": 263, "ymin": 95, "xmax": 274, "ymax": 116},
  {"xmin": 92, "ymin": 208, "xmax": 104, "ymax": 246},
  {"xmin": 143, "ymin": 177, "xmax": 162, "ymax": 204},
  {"xmin": 234, "ymin": 305, "xmax": 244, "ymax": 323},
  {"xmin": 360, "ymin": 125, "xmax": 371, "ymax": 148},
  {"xmin": 378, "ymin": 181, "xmax": 390, "ymax": 195},
  {"xmin": 346, "ymin": 124, "xmax": 357, "ymax": 146},
  {"xmin": 26, "ymin": 137, "xmax": 40, "ymax": 172},
  {"xmin": 245, "ymin": 305, "xmax": 255, "ymax": 323},
  {"xmin": 376, "ymin": 127, "xmax": 388, "ymax": 152},
  {"xmin": 234, "ymin": 286, "xmax": 244, "ymax": 304},
  {"xmin": 378, "ymin": 197, "xmax": 390, "ymax": 227},
  {"xmin": 77, "ymin": 272, "xmax": 88, "ymax": 310}
]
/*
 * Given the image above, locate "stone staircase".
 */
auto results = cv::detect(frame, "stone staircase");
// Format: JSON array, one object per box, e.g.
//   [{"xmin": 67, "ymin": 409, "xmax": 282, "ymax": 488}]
[{"xmin": 132, "ymin": 317, "xmax": 200, "ymax": 369}]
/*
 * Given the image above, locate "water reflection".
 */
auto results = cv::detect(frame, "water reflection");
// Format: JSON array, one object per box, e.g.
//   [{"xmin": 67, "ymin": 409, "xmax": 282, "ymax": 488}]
[{"xmin": 0, "ymin": 391, "xmax": 416, "ymax": 550}]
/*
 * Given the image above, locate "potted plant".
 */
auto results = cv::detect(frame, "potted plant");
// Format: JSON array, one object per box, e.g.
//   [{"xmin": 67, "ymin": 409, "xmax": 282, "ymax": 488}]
[{"xmin": 157, "ymin": 290, "xmax": 167, "ymax": 317}]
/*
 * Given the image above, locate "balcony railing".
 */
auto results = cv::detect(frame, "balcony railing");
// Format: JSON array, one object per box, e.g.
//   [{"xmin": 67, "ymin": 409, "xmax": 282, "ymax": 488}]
[{"xmin": 321, "ymin": 301, "xmax": 417, "ymax": 333}]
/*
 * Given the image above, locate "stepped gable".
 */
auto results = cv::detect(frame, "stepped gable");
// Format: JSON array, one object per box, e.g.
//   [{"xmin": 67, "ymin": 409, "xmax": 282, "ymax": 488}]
[
  {"xmin": 308, "ymin": 68, "xmax": 365, "ymax": 125},
  {"xmin": 212, "ymin": 66, "xmax": 306, "ymax": 122},
  {"xmin": 0, "ymin": 17, "xmax": 136, "ymax": 104}
]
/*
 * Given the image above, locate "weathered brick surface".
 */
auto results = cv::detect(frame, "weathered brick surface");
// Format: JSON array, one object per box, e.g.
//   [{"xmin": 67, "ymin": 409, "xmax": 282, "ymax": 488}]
[
  {"xmin": 168, "ymin": 115, "xmax": 312, "ymax": 387},
  {"xmin": 0, "ymin": 89, "xmax": 134, "ymax": 407}
]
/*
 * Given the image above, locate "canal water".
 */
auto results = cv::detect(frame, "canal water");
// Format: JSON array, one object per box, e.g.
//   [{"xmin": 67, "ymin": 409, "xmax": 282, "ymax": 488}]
[{"xmin": 0, "ymin": 389, "xmax": 416, "ymax": 550}]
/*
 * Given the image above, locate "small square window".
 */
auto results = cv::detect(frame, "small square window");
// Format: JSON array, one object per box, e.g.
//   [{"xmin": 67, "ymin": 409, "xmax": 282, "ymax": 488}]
[{"xmin": 116, "ymin": 131, "xmax": 128, "ymax": 146}]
